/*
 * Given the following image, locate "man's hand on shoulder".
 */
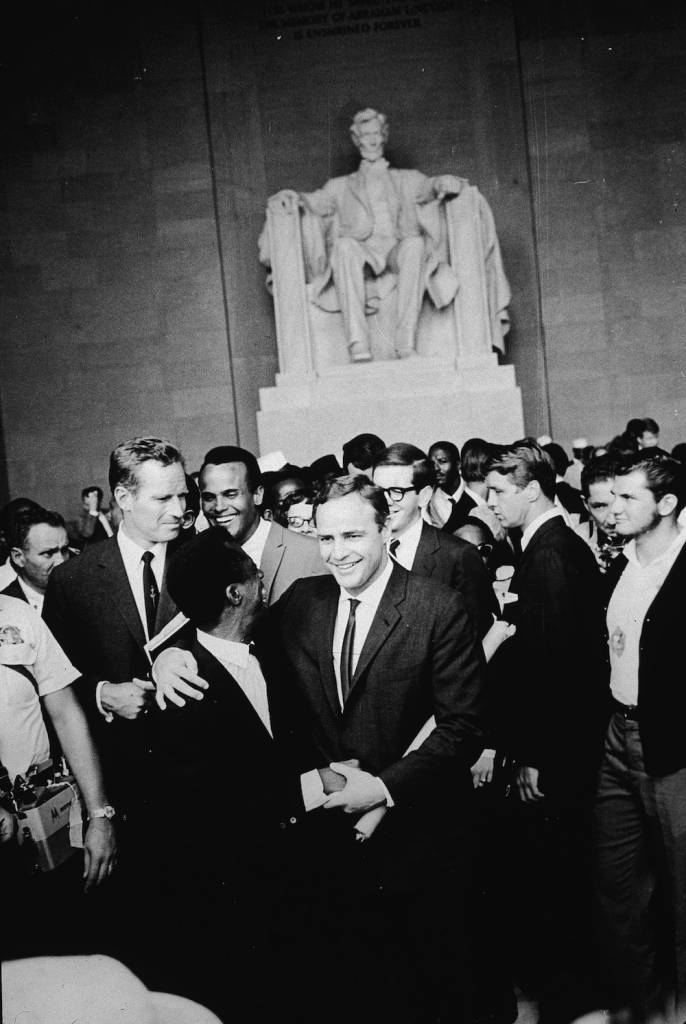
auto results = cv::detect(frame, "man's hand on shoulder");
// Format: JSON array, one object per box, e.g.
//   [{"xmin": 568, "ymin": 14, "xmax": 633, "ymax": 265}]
[
  {"xmin": 100, "ymin": 679, "xmax": 155, "ymax": 720},
  {"xmin": 151, "ymin": 648, "xmax": 208, "ymax": 710}
]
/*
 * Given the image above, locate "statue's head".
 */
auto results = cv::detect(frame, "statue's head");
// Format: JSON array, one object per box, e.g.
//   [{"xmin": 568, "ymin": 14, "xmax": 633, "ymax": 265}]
[{"xmin": 350, "ymin": 108, "xmax": 388, "ymax": 162}]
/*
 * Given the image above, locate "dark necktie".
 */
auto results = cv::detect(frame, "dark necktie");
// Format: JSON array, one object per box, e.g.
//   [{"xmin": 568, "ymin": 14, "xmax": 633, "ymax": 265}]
[
  {"xmin": 389, "ymin": 538, "xmax": 400, "ymax": 559},
  {"xmin": 340, "ymin": 598, "xmax": 360, "ymax": 706},
  {"xmin": 141, "ymin": 550, "xmax": 159, "ymax": 639}
]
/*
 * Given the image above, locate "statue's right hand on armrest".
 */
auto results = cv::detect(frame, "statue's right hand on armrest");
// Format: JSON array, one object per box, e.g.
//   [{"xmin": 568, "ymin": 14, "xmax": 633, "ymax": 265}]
[{"xmin": 268, "ymin": 188, "xmax": 301, "ymax": 215}]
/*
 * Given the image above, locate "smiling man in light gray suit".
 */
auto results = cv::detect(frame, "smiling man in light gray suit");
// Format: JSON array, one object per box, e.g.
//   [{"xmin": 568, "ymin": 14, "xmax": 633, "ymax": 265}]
[{"xmin": 198, "ymin": 445, "xmax": 326, "ymax": 606}]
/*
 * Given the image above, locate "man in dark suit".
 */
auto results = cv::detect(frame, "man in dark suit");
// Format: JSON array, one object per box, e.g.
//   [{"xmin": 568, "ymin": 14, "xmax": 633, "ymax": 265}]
[
  {"xmin": 75, "ymin": 486, "xmax": 114, "ymax": 547},
  {"xmin": 272, "ymin": 473, "xmax": 486, "ymax": 1024},
  {"xmin": 199, "ymin": 444, "xmax": 326, "ymax": 606},
  {"xmin": 485, "ymin": 441, "xmax": 606, "ymax": 1024},
  {"xmin": 372, "ymin": 441, "xmax": 496, "ymax": 637},
  {"xmin": 595, "ymin": 451, "xmax": 686, "ymax": 1022},
  {"xmin": 43, "ymin": 437, "xmax": 189, "ymax": 817},
  {"xmin": 144, "ymin": 528, "xmax": 351, "ymax": 1019}
]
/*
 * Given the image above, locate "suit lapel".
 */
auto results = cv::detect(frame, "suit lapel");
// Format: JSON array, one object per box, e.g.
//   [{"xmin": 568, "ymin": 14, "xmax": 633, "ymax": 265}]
[
  {"xmin": 348, "ymin": 565, "xmax": 405, "ymax": 700},
  {"xmin": 98, "ymin": 540, "xmax": 147, "ymax": 651},
  {"xmin": 260, "ymin": 522, "xmax": 285, "ymax": 606},
  {"xmin": 411, "ymin": 521, "xmax": 438, "ymax": 579}
]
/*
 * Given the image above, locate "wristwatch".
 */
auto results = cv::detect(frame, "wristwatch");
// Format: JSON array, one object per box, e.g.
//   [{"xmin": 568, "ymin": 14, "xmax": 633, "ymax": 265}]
[{"xmin": 89, "ymin": 805, "xmax": 116, "ymax": 821}]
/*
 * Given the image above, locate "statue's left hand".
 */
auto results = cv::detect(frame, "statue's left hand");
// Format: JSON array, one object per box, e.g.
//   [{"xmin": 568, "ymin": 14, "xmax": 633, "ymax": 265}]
[
  {"xmin": 268, "ymin": 188, "xmax": 301, "ymax": 215},
  {"xmin": 434, "ymin": 174, "xmax": 465, "ymax": 200}
]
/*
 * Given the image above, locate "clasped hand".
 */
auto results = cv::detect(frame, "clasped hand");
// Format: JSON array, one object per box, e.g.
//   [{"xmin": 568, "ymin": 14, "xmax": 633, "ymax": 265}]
[
  {"xmin": 101, "ymin": 679, "xmax": 155, "ymax": 720},
  {"xmin": 323, "ymin": 763, "xmax": 387, "ymax": 814}
]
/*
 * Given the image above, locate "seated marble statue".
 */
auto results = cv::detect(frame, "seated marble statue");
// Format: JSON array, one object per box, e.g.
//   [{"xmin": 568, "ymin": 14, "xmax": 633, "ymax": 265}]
[{"xmin": 260, "ymin": 107, "xmax": 510, "ymax": 366}]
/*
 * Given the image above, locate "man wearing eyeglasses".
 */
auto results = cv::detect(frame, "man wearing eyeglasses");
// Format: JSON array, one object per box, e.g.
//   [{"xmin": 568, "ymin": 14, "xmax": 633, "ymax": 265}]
[{"xmin": 371, "ymin": 442, "xmax": 496, "ymax": 638}]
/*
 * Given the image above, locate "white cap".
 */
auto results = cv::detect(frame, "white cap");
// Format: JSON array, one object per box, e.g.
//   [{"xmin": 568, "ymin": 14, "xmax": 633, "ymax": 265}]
[
  {"xmin": 257, "ymin": 450, "xmax": 287, "ymax": 472},
  {"xmin": 572, "ymin": 437, "xmax": 588, "ymax": 449},
  {"xmin": 537, "ymin": 434, "xmax": 553, "ymax": 446}
]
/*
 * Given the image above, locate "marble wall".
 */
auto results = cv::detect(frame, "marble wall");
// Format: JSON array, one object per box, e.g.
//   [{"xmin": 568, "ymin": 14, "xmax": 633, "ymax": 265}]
[{"xmin": 1, "ymin": 1, "xmax": 684, "ymax": 512}]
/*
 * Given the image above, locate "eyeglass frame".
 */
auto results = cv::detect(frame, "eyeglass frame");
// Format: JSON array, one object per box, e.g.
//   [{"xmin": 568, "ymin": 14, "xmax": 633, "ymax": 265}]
[{"xmin": 380, "ymin": 485, "xmax": 418, "ymax": 503}]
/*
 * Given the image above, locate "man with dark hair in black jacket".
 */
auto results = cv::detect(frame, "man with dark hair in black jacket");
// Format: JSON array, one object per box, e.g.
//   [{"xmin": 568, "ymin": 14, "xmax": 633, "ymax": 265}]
[{"xmin": 595, "ymin": 450, "xmax": 686, "ymax": 1022}]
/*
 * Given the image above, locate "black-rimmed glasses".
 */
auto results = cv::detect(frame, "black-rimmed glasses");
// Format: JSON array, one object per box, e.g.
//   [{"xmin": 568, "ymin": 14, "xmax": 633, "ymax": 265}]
[{"xmin": 381, "ymin": 486, "xmax": 417, "ymax": 502}]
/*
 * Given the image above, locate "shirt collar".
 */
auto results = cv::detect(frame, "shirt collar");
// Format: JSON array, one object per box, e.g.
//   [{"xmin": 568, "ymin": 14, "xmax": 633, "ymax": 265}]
[
  {"xmin": 521, "ymin": 505, "xmax": 564, "ymax": 551},
  {"xmin": 464, "ymin": 484, "xmax": 486, "ymax": 506},
  {"xmin": 623, "ymin": 525, "xmax": 686, "ymax": 569},
  {"xmin": 197, "ymin": 629, "xmax": 252, "ymax": 669},
  {"xmin": 17, "ymin": 577, "xmax": 43, "ymax": 606},
  {"xmin": 338, "ymin": 554, "xmax": 393, "ymax": 607},
  {"xmin": 241, "ymin": 516, "xmax": 272, "ymax": 567},
  {"xmin": 391, "ymin": 512, "xmax": 423, "ymax": 549},
  {"xmin": 117, "ymin": 524, "xmax": 166, "ymax": 569}
]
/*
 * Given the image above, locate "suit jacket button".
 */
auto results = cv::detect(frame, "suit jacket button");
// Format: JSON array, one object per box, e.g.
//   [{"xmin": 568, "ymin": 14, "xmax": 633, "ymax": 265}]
[
  {"xmin": 279, "ymin": 822, "xmax": 287, "ymax": 829},
  {"xmin": 289, "ymin": 816, "xmax": 297, "ymax": 825}
]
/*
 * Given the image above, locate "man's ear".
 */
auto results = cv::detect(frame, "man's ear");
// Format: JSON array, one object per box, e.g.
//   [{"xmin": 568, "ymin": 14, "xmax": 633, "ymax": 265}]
[
  {"xmin": 657, "ymin": 492, "xmax": 678, "ymax": 518},
  {"xmin": 253, "ymin": 485, "xmax": 264, "ymax": 509},
  {"xmin": 417, "ymin": 484, "xmax": 433, "ymax": 509},
  {"xmin": 10, "ymin": 546, "xmax": 26, "ymax": 570},
  {"xmin": 226, "ymin": 584, "xmax": 243, "ymax": 607},
  {"xmin": 114, "ymin": 484, "xmax": 132, "ymax": 513},
  {"xmin": 525, "ymin": 479, "xmax": 542, "ymax": 503}
]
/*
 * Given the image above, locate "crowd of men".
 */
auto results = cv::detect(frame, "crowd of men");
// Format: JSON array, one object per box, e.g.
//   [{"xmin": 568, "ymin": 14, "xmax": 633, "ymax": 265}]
[{"xmin": 1, "ymin": 414, "xmax": 685, "ymax": 1024}]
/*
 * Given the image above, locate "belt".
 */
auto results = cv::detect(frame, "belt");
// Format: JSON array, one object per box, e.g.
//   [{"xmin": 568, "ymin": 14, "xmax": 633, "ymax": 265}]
[{"xmin": 611, "ymin": 697, "xmax": 639, "ymax": 721}]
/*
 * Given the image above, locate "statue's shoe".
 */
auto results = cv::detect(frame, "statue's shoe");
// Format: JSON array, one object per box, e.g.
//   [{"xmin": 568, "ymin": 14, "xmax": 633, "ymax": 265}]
[{"xmin": 350, "ymin": 341, "xmax": 372, "ymax": 362}]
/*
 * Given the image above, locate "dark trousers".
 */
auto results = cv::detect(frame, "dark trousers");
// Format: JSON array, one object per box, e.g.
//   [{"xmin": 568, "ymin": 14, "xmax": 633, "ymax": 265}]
[
  {"xmin": 505, "ymin": 789, "xmax": 598, "ymax": 1024},
  {"xmin": 594, "ymin": 712, "xmax": 686, "ymax": 1021}
]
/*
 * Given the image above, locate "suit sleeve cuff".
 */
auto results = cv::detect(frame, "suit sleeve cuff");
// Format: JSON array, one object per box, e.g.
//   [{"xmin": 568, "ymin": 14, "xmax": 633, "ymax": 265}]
[
  {"xmin": 377, "ymin": 776, "xmax": 394, "ymax": 808},
  {"xmin": 95, "ymin": 680, "xmax": 114, "ymax": 723},
  {"xmin": 300, "ymin": 769, "xmax": 327, "ymax": 811}
]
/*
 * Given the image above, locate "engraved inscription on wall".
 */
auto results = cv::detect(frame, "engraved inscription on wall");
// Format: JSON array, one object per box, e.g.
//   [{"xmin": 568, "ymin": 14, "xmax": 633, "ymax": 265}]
[{"xmin": 257, "ymin": 0, "xmax": 455, "ymax": 42}]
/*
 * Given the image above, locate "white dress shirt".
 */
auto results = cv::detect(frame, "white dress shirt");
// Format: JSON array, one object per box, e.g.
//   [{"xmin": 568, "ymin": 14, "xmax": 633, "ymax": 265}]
[
  {"xmin": 464, "ymin": 485, "xmax": 486, "ymax": 507},
  {"xmin": 117, "ymin": 527, "xmax": 166, "ymax": 642},
  {"xmin": 241, "ymin": 516, "xmax": 271, "ymax": 569},
  {"xmin": 16, "ymin": 577, "xmax": 44, "ymax": 614},
  {"xmin": 96, "ymin": 528, "xmax": 168, "ymax": 721},
  {"xmin": 332, "ymin": 557, "xmax": 394, "ymax": 707},
  {"xmin": 387, "ymin": 514, "xmax": 423, "ymax": 570},
  {"xmin": 520, "ymin": 506, "xmax": 564, "ymax": 552},
  {"xmin": 197, "ymin": 629, "xmax": 325, "ymax": 811},
  {"xmin": 607, "ymin": 527, "xmax": 686, "ymax": 706},
  {"xmin": 332, "ymin": 557, "xmax": 395, "ymax": 807}
]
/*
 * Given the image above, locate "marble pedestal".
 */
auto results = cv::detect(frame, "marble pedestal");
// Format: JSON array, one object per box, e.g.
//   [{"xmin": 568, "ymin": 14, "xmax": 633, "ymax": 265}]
[{"xmin": 257, "ymin": 355, "xmax": 524, "ymax": 464}]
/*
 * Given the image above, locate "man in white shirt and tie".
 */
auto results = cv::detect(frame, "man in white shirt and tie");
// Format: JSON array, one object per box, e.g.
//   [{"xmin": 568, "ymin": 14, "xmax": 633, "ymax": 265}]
[
  {"xmin": 371, "ymin": 441, "xmax": 496, "ymax": 638},
  {"xmin": 272, "ymin": 474, "xmax": 486, "ymax": 1024},
  {"xmin": 43, "ymin": 436, "xmax": 189, "ymax": 814}
]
